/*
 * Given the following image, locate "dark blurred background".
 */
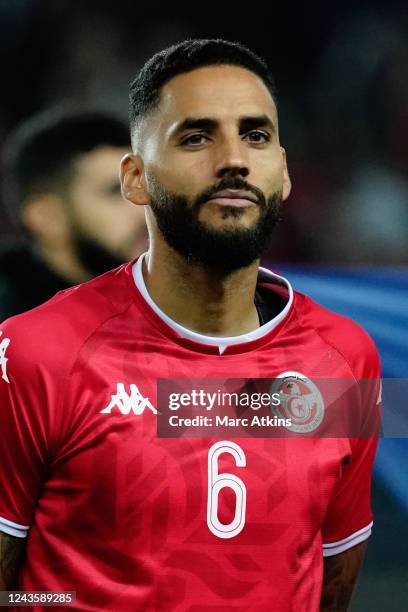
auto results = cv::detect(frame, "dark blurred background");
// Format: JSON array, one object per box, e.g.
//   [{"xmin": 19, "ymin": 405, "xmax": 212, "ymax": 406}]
[
  {"xmin": 0, "ymin": 1, "xmax": 407, "ymax": 609},
  {"xmin": 1, "ymin": 0, "xmax": 407, "ymax": 265}
]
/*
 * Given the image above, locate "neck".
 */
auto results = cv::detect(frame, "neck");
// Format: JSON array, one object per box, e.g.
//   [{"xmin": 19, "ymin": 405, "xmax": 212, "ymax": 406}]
[{"xmin": 143, "ymin": 239, "xmax": 261, "ymax": 337}]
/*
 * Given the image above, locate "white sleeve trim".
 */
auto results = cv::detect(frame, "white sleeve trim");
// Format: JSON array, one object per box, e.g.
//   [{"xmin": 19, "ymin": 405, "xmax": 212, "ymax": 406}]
[
  {"xmin": 322, "ymin": 521, "xmax": 373, "ymax": 557},
  {"xmin": 0, "ymin": 515, "xmax": 30, "ymax": 538}
]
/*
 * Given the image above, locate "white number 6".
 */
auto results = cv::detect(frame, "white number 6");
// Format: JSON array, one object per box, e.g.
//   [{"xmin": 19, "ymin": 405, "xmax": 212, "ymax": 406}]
[{"xmin": 207, "ymin": 440, "xmax": 247, "ymax": 539}]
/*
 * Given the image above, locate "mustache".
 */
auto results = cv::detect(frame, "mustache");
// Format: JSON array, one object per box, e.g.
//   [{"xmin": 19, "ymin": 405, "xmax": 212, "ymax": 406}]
[{"xmin": 193, "ymin": 177, "xmax": 265, "ymax": 210}]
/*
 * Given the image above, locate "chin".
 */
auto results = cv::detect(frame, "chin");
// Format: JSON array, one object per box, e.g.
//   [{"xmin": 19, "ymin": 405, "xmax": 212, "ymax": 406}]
[
  {"xmin": 202, "ymin": 220, "xmax": 259, "ymax": 234},
  {"xmin": 201, "ymin": 208, "xmax": 259, "ymax": 227}
]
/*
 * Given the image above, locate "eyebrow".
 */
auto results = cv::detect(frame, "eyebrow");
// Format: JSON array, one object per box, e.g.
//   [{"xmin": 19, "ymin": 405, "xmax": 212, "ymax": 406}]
[
  {"xmin": 170, "ymin": 114, "xmax": 276, "ymax": 137},
  {"xmin": 171, "ymin": 117, "xmax": 218, "ymax": 135},
  {"xmin": 238, "ymin": 115, "xmax": 275, "ymax": 134}
]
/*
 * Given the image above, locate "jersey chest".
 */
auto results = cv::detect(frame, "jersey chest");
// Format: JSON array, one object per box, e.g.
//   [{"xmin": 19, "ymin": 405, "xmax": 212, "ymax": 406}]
[
  {"xmin": 46, "ymin": 335, "xmax": 351, "ymax": 553},
  {"xmin": 32, "ymin": 337, "xmax": 353, "ymax": 609}
]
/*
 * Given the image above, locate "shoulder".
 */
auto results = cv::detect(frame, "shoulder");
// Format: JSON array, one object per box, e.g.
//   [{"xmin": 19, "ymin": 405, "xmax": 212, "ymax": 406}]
[
  {"xmin": 0, "ymin": 264, "xmax": 133, "ymax": 381},
  {"xmin": 293, "ymin": 290, "xmax": 380, "ymax": 378}
]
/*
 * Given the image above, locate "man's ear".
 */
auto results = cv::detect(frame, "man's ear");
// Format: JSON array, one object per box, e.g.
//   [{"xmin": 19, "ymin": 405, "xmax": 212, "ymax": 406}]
[
  {"xmin": 280, "ymin": 147, "xmax": 292, "ymax": 201},
  {"xmin": 120, "ymin": 154, "xmax": 150, "ymax": 206}
]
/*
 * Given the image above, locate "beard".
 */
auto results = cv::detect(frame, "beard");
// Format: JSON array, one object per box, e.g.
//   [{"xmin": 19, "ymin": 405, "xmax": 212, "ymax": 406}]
[{"xmin": 148, "ymin": 174, "xmax": 283, "ymax": 275}]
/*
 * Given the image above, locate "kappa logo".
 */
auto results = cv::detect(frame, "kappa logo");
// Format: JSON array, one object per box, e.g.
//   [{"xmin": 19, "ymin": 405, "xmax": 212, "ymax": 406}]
[
  {"xmin": 101, "ymin": 382, "xmax": 157, "ymax": 415},
  {"xmin": 0, "ymin": 331, "xmax": 10, "ymax": 384}
]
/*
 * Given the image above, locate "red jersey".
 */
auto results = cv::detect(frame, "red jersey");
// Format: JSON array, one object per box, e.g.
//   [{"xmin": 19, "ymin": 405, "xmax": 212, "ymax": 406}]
[{"xmin": 0, "ymin": 259, "xmax": 381, "ymax": 611}]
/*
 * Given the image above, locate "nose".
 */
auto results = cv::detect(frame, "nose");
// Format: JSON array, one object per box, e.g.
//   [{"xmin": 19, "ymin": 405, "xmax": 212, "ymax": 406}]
[{"xmin": 214, "ymin": 138, "xmax": 250, "ymax": 179}]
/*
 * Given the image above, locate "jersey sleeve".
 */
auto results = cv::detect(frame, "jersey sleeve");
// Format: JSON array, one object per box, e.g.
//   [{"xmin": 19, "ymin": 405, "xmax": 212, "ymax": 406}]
[
  {"xmin": 321, "ymin": 434, "xmax": 378, "ymax": 556},
  {"xmin": 321, "ymin": 342, "xmax": 382, "ymax": 557},
  {"xmin": 0, "ymin": 320, "xmax": 56, "ymax": 538}
]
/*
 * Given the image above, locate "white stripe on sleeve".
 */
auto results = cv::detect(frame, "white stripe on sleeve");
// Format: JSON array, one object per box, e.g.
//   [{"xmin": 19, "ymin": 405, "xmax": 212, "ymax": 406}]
[
  {"xmin": 323, "ymin": 521, "xmax": 373, "ymax": 557},
  {"xmin": 0, "ymin": 515, "xmax": 30, "ymax": 538}
]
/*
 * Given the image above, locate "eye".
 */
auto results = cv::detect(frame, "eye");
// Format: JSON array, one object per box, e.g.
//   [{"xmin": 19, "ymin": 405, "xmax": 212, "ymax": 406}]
[
  {"xmin": 181, "ymin": 133, "xmax": 209, "ymax": 147},
  {"xmin": 244, "ymin": 130, "xmax": 271, "ymax": 144}
]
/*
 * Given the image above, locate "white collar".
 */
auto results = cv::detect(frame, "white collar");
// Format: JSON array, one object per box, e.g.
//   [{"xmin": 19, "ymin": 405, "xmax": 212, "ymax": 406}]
[{"xmin": 133, "ymin": 253, "xmax": 293, "ymax": 354}]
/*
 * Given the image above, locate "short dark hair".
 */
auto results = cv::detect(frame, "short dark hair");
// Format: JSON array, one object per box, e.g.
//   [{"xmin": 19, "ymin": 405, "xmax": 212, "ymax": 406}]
[
  {"xmin": 129, "ymin": 39, "xmax": 277, "ymax": 142},
  {"xmin": 2, "ymin": 108, "xmax": 130, "ymax": 221}
]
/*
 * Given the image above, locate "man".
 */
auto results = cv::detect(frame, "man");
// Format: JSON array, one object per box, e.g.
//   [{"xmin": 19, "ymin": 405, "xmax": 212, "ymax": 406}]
[
  {"xmin": 0, "ymin": 40, "xmax": 381, "ymax": 610},
  {"xmin": 0, "ymin": 109, "xmax": 147, "ymax": 320}
]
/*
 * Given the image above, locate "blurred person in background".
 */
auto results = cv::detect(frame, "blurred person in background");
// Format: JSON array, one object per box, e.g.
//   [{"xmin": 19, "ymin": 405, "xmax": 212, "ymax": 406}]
[{"xmin": 0, "ymin": 109, "xmax": 148, "ymax": 320}]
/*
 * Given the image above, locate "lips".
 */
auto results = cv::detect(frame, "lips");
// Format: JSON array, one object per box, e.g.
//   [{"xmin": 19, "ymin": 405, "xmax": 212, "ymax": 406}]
[{"xmin": 206, "ymin": 189, "xmax": 258, "ymax": 207}]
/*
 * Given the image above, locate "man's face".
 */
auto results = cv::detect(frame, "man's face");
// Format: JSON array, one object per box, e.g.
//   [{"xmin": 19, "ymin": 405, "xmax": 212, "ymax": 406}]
[
  {"xmin": 68, "ymin": 146, "xmax": 147, "ymax": 273},
  {"xmin": 132, "ymin": 65, "xmax": 291, "ymax": 273}
]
